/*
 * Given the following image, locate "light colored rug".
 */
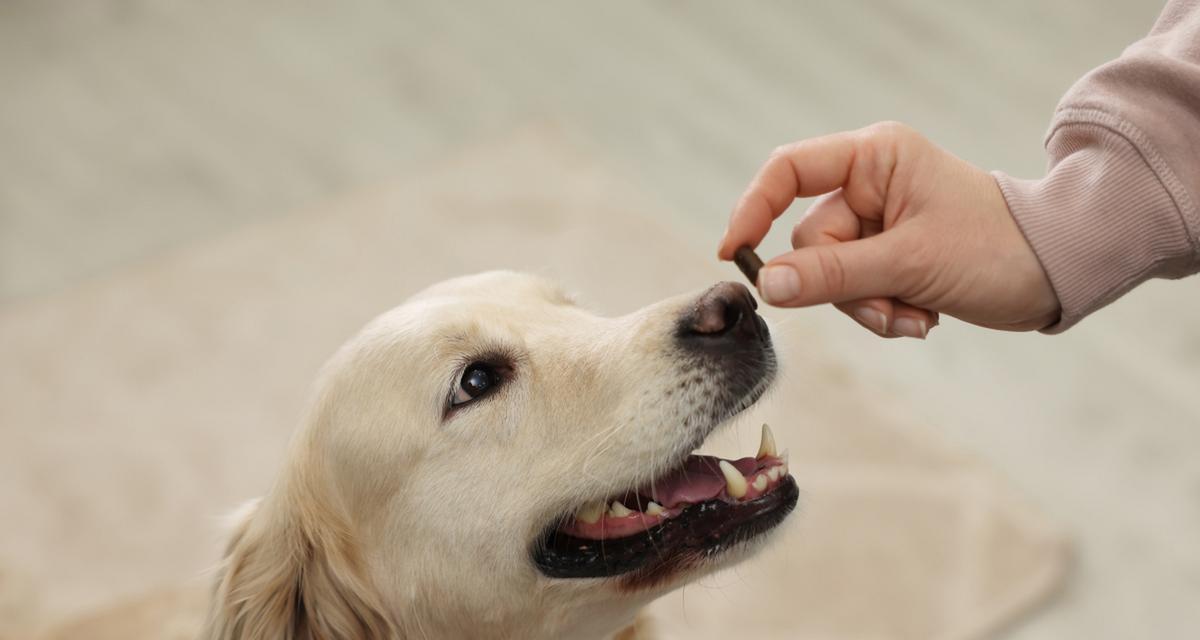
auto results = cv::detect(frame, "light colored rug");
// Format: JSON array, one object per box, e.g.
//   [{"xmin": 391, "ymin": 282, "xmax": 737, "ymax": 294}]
[{"xmin": 0, "ymin": 125, "xmax": 1067, "ymax": 639}]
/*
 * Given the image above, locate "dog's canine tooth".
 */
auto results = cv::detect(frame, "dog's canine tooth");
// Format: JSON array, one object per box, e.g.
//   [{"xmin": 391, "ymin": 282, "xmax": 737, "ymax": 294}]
[
  {"xmin": 757, "ymin": 423, "xmax": 778, "ymax": 459},
  {"xmin": 718, "ymin": 460, "xmax": 748, "ymax": 499},
  {"xmin": 608, "ymin": 501, "xmax": 633, "ymax": 518},
  {"xmin": 645, "ymin": 501, "xmax": 665, "ymax": 517},
  {"xmin": 752, "ymin": 475, "xmax": 768, "ymax": 491},
  {"xmin": 577, "ymin": 501, "xmax": 605, "ymax": 524}
]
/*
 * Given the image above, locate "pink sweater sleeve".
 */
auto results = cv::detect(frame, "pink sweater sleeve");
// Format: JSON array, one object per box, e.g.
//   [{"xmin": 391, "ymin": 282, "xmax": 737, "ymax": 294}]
[{"xmin": 993, "ymin": 0, "xmax": 1200, "ymax": 332}]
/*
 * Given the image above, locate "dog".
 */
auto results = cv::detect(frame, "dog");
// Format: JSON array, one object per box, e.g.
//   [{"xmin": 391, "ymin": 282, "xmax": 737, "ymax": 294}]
[{"xmin": 201, "ymin": 271, "xmax": 796, "ymax": 639}]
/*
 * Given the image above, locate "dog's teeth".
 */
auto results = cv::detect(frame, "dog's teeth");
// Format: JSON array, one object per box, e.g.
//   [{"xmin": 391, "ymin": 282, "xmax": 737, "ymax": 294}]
[
  {"xmin": 577, "ymin": 501, "xmax": 605, "ymax": 524},
  {"xmin": 645, "ymin": 501, "xmax": 665, "ymax": 517},
  {"xmin": 757, "ymin": 423, "xmax": 778, "ymax": 459},
  {"xmin": 767, "ymin": 467, "xmax": 781, "ymax": 481},
  {"xmin": 752, "ymin": 474, "xmax": 768, "ymax": 491},
  {"xmin": 718, "ymin": 460, "xmax": 748, "ymax": 499},
  {"xmin": 608, "ymin": 501, "xmax": 633, "ymax": 518}
]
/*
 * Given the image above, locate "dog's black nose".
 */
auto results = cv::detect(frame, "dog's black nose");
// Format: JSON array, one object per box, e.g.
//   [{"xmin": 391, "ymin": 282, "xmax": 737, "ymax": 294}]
[{"xmin": 679, "ymin": 282, "xmax": 766, "ymax": 345}]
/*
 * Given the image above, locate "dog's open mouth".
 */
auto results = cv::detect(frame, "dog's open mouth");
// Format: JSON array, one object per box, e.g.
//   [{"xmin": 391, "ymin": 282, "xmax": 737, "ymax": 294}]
[{"xmin": 533, "ymin": 424, "xmax": 798, "ymax": 582}]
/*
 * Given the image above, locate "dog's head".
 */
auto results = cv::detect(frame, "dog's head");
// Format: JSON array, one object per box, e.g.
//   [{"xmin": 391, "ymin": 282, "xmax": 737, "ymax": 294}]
[{"xmin": 204, "ymin": 271, "xmax": 795, "ymax": 640}]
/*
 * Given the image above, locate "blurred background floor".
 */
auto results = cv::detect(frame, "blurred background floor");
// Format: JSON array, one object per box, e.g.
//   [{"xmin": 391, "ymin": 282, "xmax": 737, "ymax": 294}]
[{"xmin": 2, "ymin": 1, "xmax": 1198, "ymax": 638}]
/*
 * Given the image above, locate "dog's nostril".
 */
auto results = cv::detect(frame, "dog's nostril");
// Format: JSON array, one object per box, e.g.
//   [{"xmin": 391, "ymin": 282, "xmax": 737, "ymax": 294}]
[
  {"xmin": 723, "ymin": 302, "xmax": 743, "ymax": 333},
  {"xmin": 684, "ymin": 282, "xmax": 758, "ymax": 338}
]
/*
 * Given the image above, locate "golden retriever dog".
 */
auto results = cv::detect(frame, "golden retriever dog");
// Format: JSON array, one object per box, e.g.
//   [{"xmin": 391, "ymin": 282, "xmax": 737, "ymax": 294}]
[{"xmin": 196, "ymin": 271, "xmax": 796, "ymax": 639}]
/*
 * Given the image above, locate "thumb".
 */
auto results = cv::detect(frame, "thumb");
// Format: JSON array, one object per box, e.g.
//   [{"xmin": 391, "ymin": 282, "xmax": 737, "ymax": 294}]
[{"xmin": 756, "ymin": 232, "xmax": 909, "ymax": 307}]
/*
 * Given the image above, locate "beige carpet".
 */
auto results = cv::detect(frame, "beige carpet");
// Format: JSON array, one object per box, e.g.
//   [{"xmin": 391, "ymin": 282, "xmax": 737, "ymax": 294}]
[{"xmin": 0, "ymin": 125, "xmax": 1067, "ymax": 639}]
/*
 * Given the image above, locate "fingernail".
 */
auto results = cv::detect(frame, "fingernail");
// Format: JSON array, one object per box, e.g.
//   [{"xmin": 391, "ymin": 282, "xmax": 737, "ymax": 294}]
[
  {"xmin": 893, "ymin": 317, "xmax": 928, "ymax": 339},
  {"xmin": 759, "ymin": 266, "xmax": 800, "ymax": 304},
  {"xmin": 853, "ymin": 307, "xmax": 889, "ymax": 335}
]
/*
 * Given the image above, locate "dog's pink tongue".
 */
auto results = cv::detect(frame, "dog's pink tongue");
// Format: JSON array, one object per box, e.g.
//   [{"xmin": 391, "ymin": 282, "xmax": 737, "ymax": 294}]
[{"xmin": 647, "ymin": 455, "xmax": 758, "ymax": 508}]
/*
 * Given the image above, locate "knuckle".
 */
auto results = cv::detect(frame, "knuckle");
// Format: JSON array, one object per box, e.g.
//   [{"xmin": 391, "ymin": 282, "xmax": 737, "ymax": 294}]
[
  {"xmin": 768, "ymin": 143, "xmax": 797, "ymax": 160},
  {"xmin": 860, "ymin": 122, "xmax": 926, "ymax": 161},
  {"xmin": 866, "ymin": 120, "xmax": 917, "ymax": 142},
  {"xmin": 813, "ymin": 247, "xmax": 849, "ymax": 298}
]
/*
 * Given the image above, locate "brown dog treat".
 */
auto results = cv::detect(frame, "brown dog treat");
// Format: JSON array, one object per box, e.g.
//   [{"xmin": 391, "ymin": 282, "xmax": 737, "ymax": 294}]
[{"xmin": 733, "ymin": 245, "xmax": 764, "ymax": 285}]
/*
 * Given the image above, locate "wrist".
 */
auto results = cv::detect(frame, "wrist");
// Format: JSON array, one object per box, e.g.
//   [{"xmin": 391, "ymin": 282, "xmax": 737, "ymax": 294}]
[{"xmin": 993, "ymin": 123, "xmax": 1192, "ymax": 333}]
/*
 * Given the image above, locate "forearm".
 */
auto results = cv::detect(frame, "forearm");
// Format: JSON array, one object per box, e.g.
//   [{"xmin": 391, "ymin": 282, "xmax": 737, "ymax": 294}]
[{"xmin": 994, "ymin": 0, "xmax": 1200, "ymax": 332}]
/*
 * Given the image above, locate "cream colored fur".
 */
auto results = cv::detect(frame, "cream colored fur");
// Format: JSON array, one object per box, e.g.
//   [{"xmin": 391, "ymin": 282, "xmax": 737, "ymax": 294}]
[{"xmin": 202, "ymin": 272, "xmax": 773, "ymax": 640}]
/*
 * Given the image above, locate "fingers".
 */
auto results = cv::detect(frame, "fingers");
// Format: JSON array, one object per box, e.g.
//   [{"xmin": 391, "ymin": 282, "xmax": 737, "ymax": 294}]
[
  {"xmin": 785, "ymin": 193, "xmax": 937, "ymax": 338},
  {"xmin": 718, "ymin": 131, "xmax": 863, "ymax": 260},
  {"xmin": 759, "ymin": 191, "xmax": 920, "ymax": 307},
  {"xmin": 719, "ymin": 122, "xmax": 922, "ymax": 260},
  {"xmin": 790, "ymin": 189, "xmax": 865, "ymax": 250},
  {"xmin": 836, "ymin": 300, "xmax": 939, "ymax": 339},
  {"xmin": 756, "ymin": 234, "xmax": 899, "ymax": 306},
  {"xmin": 890, "ymin": 302, "xmax": 939, "ymax": 339},
  {"xmin": 721, "ymin": 123, "xmax": 941, "ymax": 338},
  {"xmin": 834, "ymin": 298, "xmax": 895, "ymax": 336}
]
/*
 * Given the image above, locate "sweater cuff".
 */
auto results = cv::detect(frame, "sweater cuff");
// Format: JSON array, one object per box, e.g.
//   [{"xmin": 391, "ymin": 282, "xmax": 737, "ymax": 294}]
[{"xmin": 993, "ymin": 122, "xmax": 1194, "ymax": 333}]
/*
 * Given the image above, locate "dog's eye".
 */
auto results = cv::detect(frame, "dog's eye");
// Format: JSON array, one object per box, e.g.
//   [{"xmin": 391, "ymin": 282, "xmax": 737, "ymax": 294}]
[{"xmin": 451, "ymin": 362, "xmax": 501, "ymax": 407}]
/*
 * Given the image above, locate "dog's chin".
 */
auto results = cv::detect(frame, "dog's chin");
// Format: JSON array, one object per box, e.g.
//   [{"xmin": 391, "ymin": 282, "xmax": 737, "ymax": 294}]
[{"xmin": 530, "ymin": 361, "xmax": 797, "ymax": 590}]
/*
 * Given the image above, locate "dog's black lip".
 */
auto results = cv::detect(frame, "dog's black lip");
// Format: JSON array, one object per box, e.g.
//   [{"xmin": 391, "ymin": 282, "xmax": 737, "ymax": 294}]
[{"xmin": 531, "ymin": 476, "xmax": 799, "ymax": 580}]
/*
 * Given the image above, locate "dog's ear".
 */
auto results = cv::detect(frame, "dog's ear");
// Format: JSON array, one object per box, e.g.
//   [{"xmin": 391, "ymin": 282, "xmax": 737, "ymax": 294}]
[{"xmin": 201, "ymin": 496, "xmax": 396, "ymax": 640}]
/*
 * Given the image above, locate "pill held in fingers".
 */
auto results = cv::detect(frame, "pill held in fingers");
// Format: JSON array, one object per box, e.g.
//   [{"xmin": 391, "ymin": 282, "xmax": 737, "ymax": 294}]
[{"xmin": 733, "ymin": 246, "xmax": 764, "ymax": 286}]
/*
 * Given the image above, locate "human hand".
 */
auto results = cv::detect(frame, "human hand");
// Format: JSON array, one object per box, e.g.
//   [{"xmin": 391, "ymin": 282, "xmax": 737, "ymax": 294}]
[{"xmin": 718, "ymin": 122, "xmax": 1060, "ymax": 338}]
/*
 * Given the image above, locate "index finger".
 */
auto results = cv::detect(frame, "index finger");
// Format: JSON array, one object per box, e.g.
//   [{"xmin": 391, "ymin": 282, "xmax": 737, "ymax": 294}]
[{"xmin": 717, "ymin": 131, "xmax": 860, "ymax": 260}]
